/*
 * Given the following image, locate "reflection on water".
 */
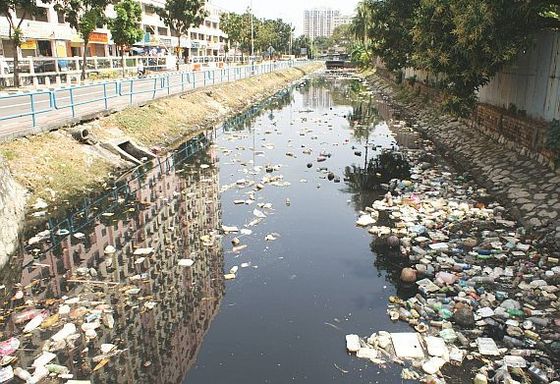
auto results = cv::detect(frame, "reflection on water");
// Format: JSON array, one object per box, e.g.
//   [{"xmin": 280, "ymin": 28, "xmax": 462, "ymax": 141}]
[{"xmin": 5, "ymin": 141, "xmax": 223, "ymax": 383}]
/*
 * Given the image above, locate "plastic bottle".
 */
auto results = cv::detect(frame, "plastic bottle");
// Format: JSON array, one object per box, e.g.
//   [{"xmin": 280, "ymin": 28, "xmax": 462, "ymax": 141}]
[
  {"xmin": 510, "ymin": 349, "xmax": 535, "ymax": 357},
  {"xmin": 528, "ymin": 365, "xmax": 549, "ymax": 383},
  {"xmin": 507, "ymin": 308, "xmax": 525, "ymax": 318},
  {"xmin": 13, "ymin": 367, "xmax": 32, "ymax": 381},
  {"xmin": 503, "ymin": 335, "xmax": 526, "ymax": 348}
]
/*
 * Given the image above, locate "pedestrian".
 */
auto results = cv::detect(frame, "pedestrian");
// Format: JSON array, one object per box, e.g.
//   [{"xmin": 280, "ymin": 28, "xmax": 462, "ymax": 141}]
[{"xmin": 137, "ymin": 60, "xmax": 145, "ymax": 77}]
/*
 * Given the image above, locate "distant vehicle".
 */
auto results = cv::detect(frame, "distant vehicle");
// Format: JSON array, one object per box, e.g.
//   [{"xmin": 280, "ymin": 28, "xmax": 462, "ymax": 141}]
[{"xmin": 280, "ymin": 55, "xmax": 295, "ymax": 61}]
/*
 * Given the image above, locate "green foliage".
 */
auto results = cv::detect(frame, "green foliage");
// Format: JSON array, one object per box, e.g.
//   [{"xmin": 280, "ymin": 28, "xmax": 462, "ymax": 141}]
[
  {"xmin": 221, "ymin": 11, "xmax": 293, "ymax": 57},
  {"xmin": 0, "ymin": 0, "xmax": 52, "ymax": 86},
  {"xmin": 292, "ymin": 35, "xmax": 311, "ymax": 57},
  {"xmin": 351, "ymin": 43, "xmax": 372, "ymax": 67},
  {"xmin": 255, "ymin": 18, "xmax": 292, "ymax": 55},
  {"xmin": 312, "ymin": 36, "xmax": 331, "ymax": 54},
  {"xmin": 353, "ymin": 0, "xmax": 560, "ymax": 116},
  {"xmin": 109, "ymin": 0, "xmax": 143, "ymax": 53},
  {"xmin": 220, "ymin": 10, "xmax": 253, "ymax": 56},
  {"xmin": 55, "ymin": 0, "xmax": 111, "ymax": 80},
  {"xmin": 156, "ymin": 0, "xmax": 206, "ymax": 47},
  {"xmin": 330, "ymin": 24, "xmax": 354, "ymax": 52}
]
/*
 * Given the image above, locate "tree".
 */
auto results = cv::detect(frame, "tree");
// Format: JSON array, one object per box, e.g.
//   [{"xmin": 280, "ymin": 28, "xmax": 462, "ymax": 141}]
[
  {"xmin": 109, "ymin": 0, "xmax": 143, "ymax": 76},
  {"xmin": 312, "ymin": 36, "xmax": 330, "ymax": 55},
  {"xmin": 156, "ymin": 0, "xmax": 207, "ymax": 70},
  {"xmin": 411, "ymin": 0, "xmax": 560, "ymax": 114},
  {"xmin": 55, "ymin": 0, "xmax": 110, "ymax": 80},
  {"xmin": 0, "ymin": 0, "xmax": 51, "ymax": 87},
  {"xmin": 220, "ymin": 12, "xmax": 243, "ymax": 59},
  {"xmin": 355, "ymin": 0, "xmax": 560, "ymax": 115},
  {"xmin": 292, "ymin": 35, "xmax": 311, "ymax": 58},
  {"xmin": 330, "ymin": 24, "xmax": 355, "ymax": 53},
  {"xmin": 255, "ymin": 18, "xmax": 291, "ymax": 56}
]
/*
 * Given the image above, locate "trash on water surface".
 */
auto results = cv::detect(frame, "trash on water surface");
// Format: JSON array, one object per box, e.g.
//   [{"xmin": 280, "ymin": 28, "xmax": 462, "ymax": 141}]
[
  {"xmin": 390, "ymin": 333, "xmax": 425, "ymax": 359},
  {"xmin": 178, "ymin": 259, "xmax": 195, "ymax": 267}
]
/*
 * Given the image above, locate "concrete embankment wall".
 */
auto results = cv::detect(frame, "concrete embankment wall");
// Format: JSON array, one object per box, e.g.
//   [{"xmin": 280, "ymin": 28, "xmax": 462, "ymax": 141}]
[{"xmin": 0, "ymin": 158, "xmax": 26, "ymax": 268}]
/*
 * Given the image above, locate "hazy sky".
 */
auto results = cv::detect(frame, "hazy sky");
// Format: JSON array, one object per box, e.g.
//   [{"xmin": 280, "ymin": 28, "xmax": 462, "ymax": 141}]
[{"xmin": 210, "ymin": 0, "xmax": 359, "ymax": 35}]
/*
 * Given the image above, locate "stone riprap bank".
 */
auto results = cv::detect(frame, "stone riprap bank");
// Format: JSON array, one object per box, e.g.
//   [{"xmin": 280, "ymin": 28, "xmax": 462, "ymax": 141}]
[
  {"xmin": 0, "ymin": 158, "xmax": 26, "ymax": 268},
  {"xmin": 369, "ymin": 75, "xmax": 560, "ymax": 248}
]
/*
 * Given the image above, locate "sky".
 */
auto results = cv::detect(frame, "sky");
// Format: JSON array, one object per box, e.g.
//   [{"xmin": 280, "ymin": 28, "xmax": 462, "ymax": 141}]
[{"xmin": 210, "ymin": 0, "xmax": 360, "ymax": 35}]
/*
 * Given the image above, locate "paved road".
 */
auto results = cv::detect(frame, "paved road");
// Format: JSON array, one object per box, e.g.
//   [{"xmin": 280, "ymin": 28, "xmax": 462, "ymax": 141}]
[{"xmin": 0, "ymin": 63, "xmax": 290, "ymax": 140}]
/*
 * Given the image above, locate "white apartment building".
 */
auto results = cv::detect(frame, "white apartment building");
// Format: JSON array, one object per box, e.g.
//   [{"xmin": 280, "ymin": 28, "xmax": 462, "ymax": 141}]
[
  {"xmin": 0, "ymin": 0, "xmax": 226, "ymax": 60},
  {"xmin": 303, "ymin": 8, "xmax": 352, "ymax": 40}
]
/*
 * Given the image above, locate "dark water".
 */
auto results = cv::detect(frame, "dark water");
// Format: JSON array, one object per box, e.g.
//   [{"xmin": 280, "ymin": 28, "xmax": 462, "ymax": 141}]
[{"xmin": 6, "ymin": 75, "xmax": 417, "ymax": 383}]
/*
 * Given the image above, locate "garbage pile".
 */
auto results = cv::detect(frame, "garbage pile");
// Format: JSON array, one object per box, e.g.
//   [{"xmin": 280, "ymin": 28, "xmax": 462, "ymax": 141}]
[{"xmin": 347, "ymin": 121, "xmax": 560, "ymax": 383}]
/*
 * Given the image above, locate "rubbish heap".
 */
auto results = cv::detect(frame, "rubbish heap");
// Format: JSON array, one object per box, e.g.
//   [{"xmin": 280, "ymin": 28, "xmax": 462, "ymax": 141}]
[{"xmin": 347, "ymin": 121, "xmax": 560, "ymax": 383}]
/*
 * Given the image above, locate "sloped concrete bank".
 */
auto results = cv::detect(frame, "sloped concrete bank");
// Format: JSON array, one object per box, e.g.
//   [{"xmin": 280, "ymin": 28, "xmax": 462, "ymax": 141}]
[
  {"xmin": 368, "ymin": 74, "xmax": 560, "ymax": 249},
  {"xmin": 0, "ymin": 158, "xmax": 26, "ymax": 269}
]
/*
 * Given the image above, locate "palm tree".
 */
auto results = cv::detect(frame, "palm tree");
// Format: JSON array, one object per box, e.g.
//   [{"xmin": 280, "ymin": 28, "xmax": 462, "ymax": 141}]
[{"xmin": 351, "ymin": 0, "xmax": 375, "ymax": 45}]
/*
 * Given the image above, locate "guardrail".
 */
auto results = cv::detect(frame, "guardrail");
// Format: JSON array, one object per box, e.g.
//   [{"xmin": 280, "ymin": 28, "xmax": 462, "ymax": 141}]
[
  {"xmin": 0, "ymin": 60, "xmax": 301, "ymax": 140},
  {"xmin": 0, "ymin": 55, "xmax": 174, "ymax": 87}
]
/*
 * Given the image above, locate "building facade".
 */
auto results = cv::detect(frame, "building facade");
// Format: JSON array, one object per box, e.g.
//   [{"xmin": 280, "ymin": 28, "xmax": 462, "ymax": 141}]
[
  {"xmin": 0, "ymin": 0, "xmax": 226, "ymax": 60},
  {"xmin": 303, "ymin": 8, "xmax": 352, "ymax": 40}
]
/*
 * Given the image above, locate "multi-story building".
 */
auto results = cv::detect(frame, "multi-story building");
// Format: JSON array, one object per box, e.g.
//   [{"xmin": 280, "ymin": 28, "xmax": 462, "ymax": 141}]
[
  {"xmin": 303, "ymin": 8, "xmax": 351, "ymax": 40},
  {"xmin": 0, "ymin": 0, "xmax": 226, "ymax": 60}
]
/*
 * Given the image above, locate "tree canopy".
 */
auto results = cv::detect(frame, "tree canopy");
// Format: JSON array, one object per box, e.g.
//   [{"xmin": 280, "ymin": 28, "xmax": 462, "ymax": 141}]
[
  {"xmin": 353, "ymin": 0, "xmax": 560, "ymax": 115},
  {"xmin": 220, "ymin": 11, "xmax": 293, "ymax": 58},
  {"xmin": 0, "ymin": 0, "xmax": 52, "ymax": 86},
  {"xmin": 55, "ymin": 0, "xmax": 111, "ymax": 80},
  {"xmin": 156, "ymin": 0, "xmax": 207, "ymax": 68}
]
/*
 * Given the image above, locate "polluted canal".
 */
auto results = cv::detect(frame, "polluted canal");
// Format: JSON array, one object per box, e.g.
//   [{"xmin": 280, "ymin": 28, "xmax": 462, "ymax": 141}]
[{"xmin": 1, "ymin": 73, "xmax": 559, "ymax": 384}]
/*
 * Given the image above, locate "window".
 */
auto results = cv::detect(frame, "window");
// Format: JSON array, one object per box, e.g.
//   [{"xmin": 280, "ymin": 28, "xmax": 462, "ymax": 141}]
[
  {"xmin": 34, "ymin": 7, "xmax": 48, "ymax": 22},
  {"xmin": 144, "ymin": 5, "xmax": 156, "ymax": 15},
  {"xmin": 190, "ymin": 32, "xmax": 196, "ymax": 39},
  {"xmin": 158, "ymin": 27, "xmax": 168, "ymax": 36},
  {"xmin": 56, "ymin": 10, "xmax": 65, "ymax": 23},
  {"xmin": 171, "ymin": 28, "xmax": 179, "ymax": 37},
  {"xmin": 212, "ymin": 22, "xmax": 217, "ymax": 29},
  {"xmin": 15, "ymin": 7, "xmax": 34, "ymax": 21}
]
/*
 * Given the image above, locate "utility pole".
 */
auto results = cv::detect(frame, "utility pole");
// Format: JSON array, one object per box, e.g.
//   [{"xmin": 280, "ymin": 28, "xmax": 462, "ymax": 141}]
[
  {"xmin": 289, "ymin": 24, "xmax": 293, "ymax": 56},
  {"xmin": 250, "ymin": 0, "xmax": 254, "ymax": 58}
]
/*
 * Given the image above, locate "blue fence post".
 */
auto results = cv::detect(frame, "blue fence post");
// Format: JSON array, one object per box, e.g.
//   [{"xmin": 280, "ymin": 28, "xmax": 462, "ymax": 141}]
[
  {"xmin": 69, "ymin": 88, "xmax": 76, "ymax": 118},
  {"xmin": 204, "ymin": 71, "xmax": 207, "ymax": 87},
  {"xmin": 152, "ymin": 77, "xmax": 157, "ymax": 99},
  {"xmin": 193, "ymin": 72, "xmax": 196, "ymax": 89},
  {"xmin": 181, "ymin": 73, "xmax": 185, "ymax": 92},
  {"xmin": 129, "ymin": 80, "xmax": 134, "ymax": 105},
  {"xmin": 29, "ymin": 93, "xmax": 36, "ymax": 127},
  {"xmin": 167, "ymin": 75, "xmax": 171, "ymax": 95},
  {"xmin": 103, "ymin": 83, "xmax": 108, "ymax": 110}
]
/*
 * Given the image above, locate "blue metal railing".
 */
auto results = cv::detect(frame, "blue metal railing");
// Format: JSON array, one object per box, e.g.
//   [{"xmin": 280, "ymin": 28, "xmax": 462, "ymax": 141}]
[
  {"xmin": 0, "ymin": 60, "xmax": 299, "ymax": 136},
  {"xmin": 0, "ymin": 91, "xmax": 54, "ymax": 126}
]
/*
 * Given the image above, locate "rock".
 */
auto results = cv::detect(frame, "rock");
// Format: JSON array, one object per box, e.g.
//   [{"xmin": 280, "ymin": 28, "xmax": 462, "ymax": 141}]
[
  {"xmin": 400, "ymin": 268, "xmax": 417, "ymax": 283},
  {"xmin": 422, "ymin": 357, "xmax": 446, "ymax": 374},
  {"xmin": 473, "ymin": 373, "xmax": 488, "ymax": 384},
  {"xmin": 356, "ymin": 215, "xmax": 376, "ymax": 227},
  {"xmin": 454, "ymin": 304, "xmax": 475, "ymax": 328},
  {"xmin": 387, "ymin": 235, "xmax": 400, "ymax": 248}
]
